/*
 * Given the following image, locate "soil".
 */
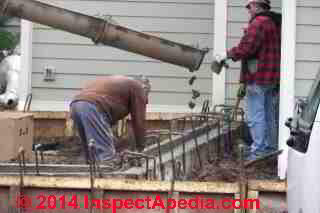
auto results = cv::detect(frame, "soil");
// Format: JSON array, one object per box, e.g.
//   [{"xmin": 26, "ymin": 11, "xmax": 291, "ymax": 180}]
[
  {"xmin": 30, "ymin": 136, "xmax": 133, "ymax": 164},
  {"xmin": 189, "ymin": 143, "xmax": 279, "ymax": 182},
  {"xmin": 11, "ymin": 136, "xmax": 279, "ymax": 183},
  {"xmin": 190, "ymin": 157, "xmax": 278, "ymax": 182}
]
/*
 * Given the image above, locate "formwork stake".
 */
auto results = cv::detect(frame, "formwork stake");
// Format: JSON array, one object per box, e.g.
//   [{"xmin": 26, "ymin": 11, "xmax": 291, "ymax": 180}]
[{"xmin": 18, "ymin": 146, "xmax": 26, "ymax": 213}]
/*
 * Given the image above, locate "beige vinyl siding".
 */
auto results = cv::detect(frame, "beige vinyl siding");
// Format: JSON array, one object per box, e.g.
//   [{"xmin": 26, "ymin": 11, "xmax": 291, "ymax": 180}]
[
  {"xmin": 31, "ymin": 0, "xmax": 214, "ymax": 111},
  {"xmin": 296, "ymin": 0, "xmax": 320, "ymax": 99},
  {"xmin": 225, "ymin": 0, "xmax": 281, "ymax": 106}
]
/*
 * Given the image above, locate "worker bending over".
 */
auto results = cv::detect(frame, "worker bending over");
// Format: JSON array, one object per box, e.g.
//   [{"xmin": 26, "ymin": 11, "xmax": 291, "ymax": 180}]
[{"xmin": 70, "ymin": 75, "xmax": 151, "ymax": 163}]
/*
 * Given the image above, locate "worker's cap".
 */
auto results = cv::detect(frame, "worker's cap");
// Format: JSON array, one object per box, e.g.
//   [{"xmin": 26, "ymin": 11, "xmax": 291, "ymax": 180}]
[
  {"xmin": 135, "ymin": 75, "xmax": 151, "ymax": 93},
  {"xmin": 246, "ymin": 0, "xmax": 271, "ymax": 9}
]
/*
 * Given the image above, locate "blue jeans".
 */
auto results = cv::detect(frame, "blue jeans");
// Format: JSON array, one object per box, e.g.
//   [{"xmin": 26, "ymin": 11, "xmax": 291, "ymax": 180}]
[
  {"xmin": 246, "ymin": 84, "xmax": 279, "ymax": 154},
  {"xmin": 70, "ymin": 101, "xmax": 116, "ymax": 161}
]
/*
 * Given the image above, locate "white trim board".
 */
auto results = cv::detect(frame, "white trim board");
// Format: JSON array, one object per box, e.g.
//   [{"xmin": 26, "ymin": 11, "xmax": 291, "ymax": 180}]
[
  {"xmin": 212, "ymin": 0, "xmax": 227, "ymax": 106},
  {"xmin": 278, "ymin": 0, "xmax": 296, "ymax": 179},
  {"xmin": 17, "ymin": 20, "xmax": 33, "ymax": 111}
]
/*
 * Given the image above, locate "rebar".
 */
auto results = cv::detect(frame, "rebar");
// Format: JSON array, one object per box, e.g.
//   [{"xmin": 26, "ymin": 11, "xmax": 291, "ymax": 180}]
[
  {"xmin": 190, "ymin": 115, "xmax": 202, "ymax": 169},
  {"xmin": 88, "ymin": 141, "xmax": 96, "ymax": 213},
  {"xmin": 121, "ymin": 150, "xmax": 156, "ymax": 180},
  {"xmin": 238, "ymin": 144, "xmax": 247, "ymax": 213},
  {"xmin": 34, "ymin": 144, "xmax": 40, "ymax": 175}
]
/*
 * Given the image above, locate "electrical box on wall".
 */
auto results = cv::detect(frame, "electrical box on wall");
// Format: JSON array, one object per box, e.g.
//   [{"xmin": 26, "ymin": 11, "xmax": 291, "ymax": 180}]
[{"xmin": 43, "ymin": 66, "xmax": 56, "ymax": 82}]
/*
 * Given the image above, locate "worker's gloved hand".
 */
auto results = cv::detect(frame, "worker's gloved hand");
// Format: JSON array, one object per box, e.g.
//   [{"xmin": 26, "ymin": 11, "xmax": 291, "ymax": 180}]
[
  {"xmin": 214, "ymin": 52, "xmax": 228, "ymax": 64},
  {"xmin": 211, "ymin": 53, "xmax": 229, "ymax": 74},
  {"xmin": 237, "ymin": 83, "xmax": 246, "ymax": 99}
]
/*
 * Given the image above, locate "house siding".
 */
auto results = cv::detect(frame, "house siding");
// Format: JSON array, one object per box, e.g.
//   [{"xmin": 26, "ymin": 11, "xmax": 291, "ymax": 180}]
[
  {"xmin": 296, "ymin": 0, "xmax": 320, "ymax": 99},
  {"xmin": 31, "ymin": 0, "xmax": 214, "ymax": 112}
]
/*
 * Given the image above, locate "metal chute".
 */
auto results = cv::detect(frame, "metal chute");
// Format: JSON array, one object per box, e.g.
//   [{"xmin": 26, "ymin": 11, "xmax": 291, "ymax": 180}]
[{"xmin": 0, "ymin": 0, "xmax": 209, "ymax": 71}]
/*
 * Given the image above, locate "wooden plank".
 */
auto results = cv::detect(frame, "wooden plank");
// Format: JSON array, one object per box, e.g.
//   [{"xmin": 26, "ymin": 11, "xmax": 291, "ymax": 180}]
[
  {"xmin": 31, "ymin": 111, "xmax": 191, "ymax": 121},
  {"xmin": 248, "ymin": 180, "xmax": 286, "ymax": 193},
  {"xmin": 0, "ymin": 176, "xmax": 240, "ymax": 194},
  {"xmin": 32, "ymin": 111, "xmax": 69, "ymax": 119}
]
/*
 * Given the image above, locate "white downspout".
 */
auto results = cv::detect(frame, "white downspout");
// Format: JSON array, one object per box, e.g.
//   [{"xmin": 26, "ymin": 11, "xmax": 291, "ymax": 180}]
[
  {"xmin": 212, "ymin": 0, "xmax": 227, "ymax": 106},
  {"xmin": 278, "ymin": 0, "xmax": 296, "ymax": 179},
  {"xmin": 18, "ymin": 20, "xmax": 33, "ymax": 111}
]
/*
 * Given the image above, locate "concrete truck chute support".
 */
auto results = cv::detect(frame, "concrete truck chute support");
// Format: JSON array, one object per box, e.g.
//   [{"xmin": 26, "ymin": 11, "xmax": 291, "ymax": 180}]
[{"xmin": 0, "ymin": 0, "xmax": 209, "ymax": 71}]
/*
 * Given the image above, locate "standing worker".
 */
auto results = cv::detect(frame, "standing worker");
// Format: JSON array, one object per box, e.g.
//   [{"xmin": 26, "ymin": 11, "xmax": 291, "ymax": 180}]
[
  {"xmin": 70, "ymin": 75, "xmax": 151, "ymax": 164},
  {"xmin": 212, "ymin": 0, "xmax": 281, "ymax": 160}
]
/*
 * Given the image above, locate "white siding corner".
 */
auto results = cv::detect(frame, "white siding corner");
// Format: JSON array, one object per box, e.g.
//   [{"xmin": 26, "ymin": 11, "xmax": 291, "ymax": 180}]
[
  {"xmin": 212, "ymin": 0, "xmax": 227, "ymax": 106},
  {"xmin": 278, "ymin": 0, "xmax": 296, "ymax": 179}
]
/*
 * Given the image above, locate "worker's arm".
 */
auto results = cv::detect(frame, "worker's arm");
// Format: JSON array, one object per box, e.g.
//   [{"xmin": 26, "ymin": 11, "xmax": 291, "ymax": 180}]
[
  {"xmin": 227, "ymin": 18, "xmax": 264, "ymax": 61},
  {"xmin": 130, "ymin": 87, "xmax": 148, "ymax": 152}
]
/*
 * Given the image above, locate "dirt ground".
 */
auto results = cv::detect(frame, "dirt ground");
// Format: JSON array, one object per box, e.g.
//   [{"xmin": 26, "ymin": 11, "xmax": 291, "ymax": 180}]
[
  {"xmin": 32, "ymin": 136, "xmax": 279, "ymax": 182},
  {"xmin": 31, "ymin": 135, "xmax": 132, "ymax": 164},
  {"xmin": 190, "ymin": 155, "xmax": 278, "ymax": 182}
]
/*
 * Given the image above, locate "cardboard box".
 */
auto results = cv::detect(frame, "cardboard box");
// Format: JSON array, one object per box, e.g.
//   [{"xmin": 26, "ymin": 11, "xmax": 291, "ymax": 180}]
[{"xmin": 0, "ymin": 112, "xmax": 34, "ymax": 161}]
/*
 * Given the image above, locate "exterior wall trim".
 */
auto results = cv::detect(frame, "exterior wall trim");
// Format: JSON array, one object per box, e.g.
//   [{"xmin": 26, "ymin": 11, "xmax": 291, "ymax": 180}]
[
  {"xmin": 278, "ymin": 0, "xmax": 296, "ymax": 179},
  {"xmin": 212, "ymin": 0, "xmax": 227, "ymax": 106},
  {"xmin": 18, "ymin": 20, "xmax": 33, "ymax": 111}
]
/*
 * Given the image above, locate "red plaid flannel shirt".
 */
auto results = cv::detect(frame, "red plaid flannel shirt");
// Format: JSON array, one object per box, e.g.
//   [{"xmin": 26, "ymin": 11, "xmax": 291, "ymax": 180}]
[{"xmin": 227, "ymin": 14, "xmax": 281, "ymax": 85}]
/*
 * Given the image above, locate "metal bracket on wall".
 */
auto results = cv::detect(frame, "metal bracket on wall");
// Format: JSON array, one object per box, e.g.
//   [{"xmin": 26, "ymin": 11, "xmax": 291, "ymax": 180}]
[{"xmin": 43, "ymin": 66, "xmax": 56, "ymax": 82}]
